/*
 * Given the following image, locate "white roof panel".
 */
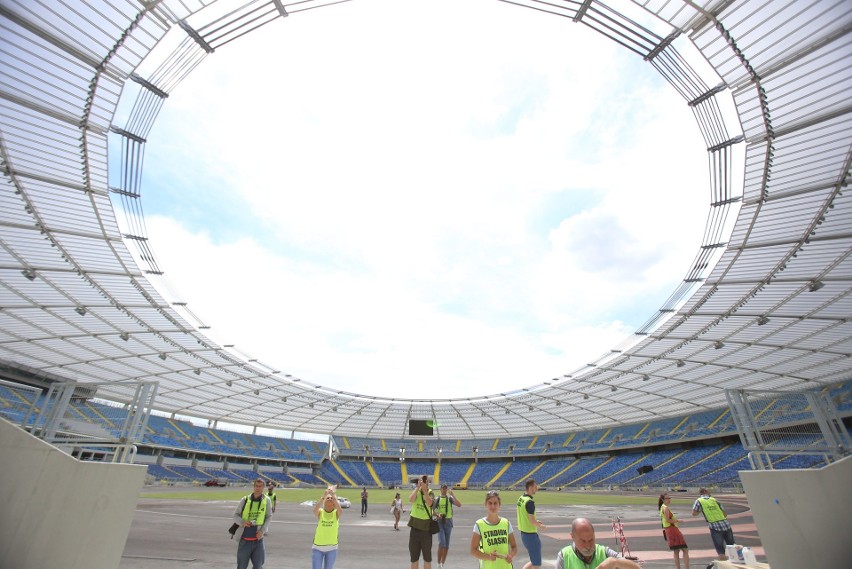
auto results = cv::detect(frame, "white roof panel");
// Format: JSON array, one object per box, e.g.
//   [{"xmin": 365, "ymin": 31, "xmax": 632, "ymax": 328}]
[{"xmin": 0, "ymin": 0, "xmax": 849, "ymax": 438}]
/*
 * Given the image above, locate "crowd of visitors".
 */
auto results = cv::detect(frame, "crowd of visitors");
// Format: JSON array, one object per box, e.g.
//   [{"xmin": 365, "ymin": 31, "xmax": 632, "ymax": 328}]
[{"xmin": 229, "ymin": 478, "xmax": 739, "ymax": 569}]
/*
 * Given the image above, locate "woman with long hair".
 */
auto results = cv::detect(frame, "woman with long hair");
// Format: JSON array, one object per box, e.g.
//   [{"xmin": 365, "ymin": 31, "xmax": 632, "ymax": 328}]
[
  {"xmin": 470, "ymin": 490, "xmax": 517, "ymax": 568},
  {"xmin": 391, "ymin": 492, "xmax": 404, "ymax": 531},
  {"xmin": 659, "ymin": 493, "xmax": 690, "ymax": 569}
]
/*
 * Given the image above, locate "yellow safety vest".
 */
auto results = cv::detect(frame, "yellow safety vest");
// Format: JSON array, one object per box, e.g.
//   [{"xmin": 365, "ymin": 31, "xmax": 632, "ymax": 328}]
[
  {"xmin": 561, "ymin": 544, "xmax": 608, "ymax": 569},
  {"xmin": 660, "ymin": 505, "xmax": 677, "ymax": 528},
  {"xmin": 476, "ymin": 517, "xmax": 511, "ymax": 569},
  {"xmin": 410, "ymin": 490, "xmax": 433, "ymax": 521},
  {"xmin": 436, "ymin": 494, "xmax": 454, "ymax": 519},
  {"xmin": 516, "ymin": 494, "xmax": 536, "ymax": 533},
  {"xmin": 313, "ymin": 508, "xmax": 339, "ymax": 547},
  {"xmin": 241, "ymin": 494, "xmax": 268, "ymax": 526},
  {"xmin": 697, "ymin": 496, "xmax": 727, "ymax": 523}
]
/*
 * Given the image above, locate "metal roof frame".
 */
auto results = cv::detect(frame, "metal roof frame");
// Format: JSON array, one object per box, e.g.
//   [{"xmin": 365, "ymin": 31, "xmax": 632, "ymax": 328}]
[{"xmin": 0, "ymin": 0, "xmax": 850, "ymax": 438}]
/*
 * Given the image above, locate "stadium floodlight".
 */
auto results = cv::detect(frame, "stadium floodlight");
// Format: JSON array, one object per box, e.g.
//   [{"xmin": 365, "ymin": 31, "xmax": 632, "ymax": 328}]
[
  {"xmin": 75, "ymin": 306, "xmax": 87, "ymax": 316},
  {"xmin": 757, "ymin": 316, "xmax": 770, "ymax": 326},
  {"xmin": 808, "ymin": 280, "xmax": 825, "ymax": 292},
  {"xmin": 22, "ymin": 268, "xmax": 36, "ymax": 281},
  {"xmin": 714, "ymin": 341, "xmax": 725, "ymax": 350}
]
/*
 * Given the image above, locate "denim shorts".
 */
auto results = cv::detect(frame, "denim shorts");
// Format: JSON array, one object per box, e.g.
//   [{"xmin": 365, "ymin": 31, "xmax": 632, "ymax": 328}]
[
  {"xmin": 437, "ymin": 517, "xmax": 453, "ymax": 548},
  {"xmin": 520, "ymin": 531, "xmax": 542, "ymax": 565},
  {"xmin": 710, "ymin": 526, "xmax": 735, "ymax": 554}
]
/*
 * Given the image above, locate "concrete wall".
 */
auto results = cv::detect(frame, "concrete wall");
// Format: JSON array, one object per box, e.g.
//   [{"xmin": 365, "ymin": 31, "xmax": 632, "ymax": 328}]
[
  {"xmin": 0, "ymin": 418, "xmax": 147, "ymax": 569},
  {"xmin": 739, "ymin": 455, "xmax": 850, "ymax": 569}
]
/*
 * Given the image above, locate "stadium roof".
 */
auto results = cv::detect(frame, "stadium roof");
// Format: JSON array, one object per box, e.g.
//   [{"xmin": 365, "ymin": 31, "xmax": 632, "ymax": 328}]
[{"xmin": 0, "ymin": 0, "xmax": 850, "ymax": 439}]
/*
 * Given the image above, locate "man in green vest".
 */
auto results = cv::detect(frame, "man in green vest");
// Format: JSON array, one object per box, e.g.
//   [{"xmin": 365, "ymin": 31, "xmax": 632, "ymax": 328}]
[
  {"xmin": 408, "ymin": 475, "xmax": 436, "ymax": 569},
  {"xmin": 517, "ymin": 479, "xmax": 546, "ymax": 569},
  {"xmin": 266, "ymin": 480, "xmax": 277, "ymax": 513},
  {"xmin": 555, "ymin": 518, "xmax": 641, "ymax": 569},
  {"xmin": 435, "ymin": 483, "xmax": 462, "ymax": 569},
  {"xmin": 233, "ymin": 478, "xmax": 273, "ymax": 569},
  {"xmin": 692, "ymin": 488, "xmax": 735, "ymax": 560}
]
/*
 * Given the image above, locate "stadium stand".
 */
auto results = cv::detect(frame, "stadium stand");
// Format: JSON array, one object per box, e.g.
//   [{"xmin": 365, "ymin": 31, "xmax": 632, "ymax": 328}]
[{"xmin": 4, "ymin": 381, "xmax": 848, "ymax": 490}]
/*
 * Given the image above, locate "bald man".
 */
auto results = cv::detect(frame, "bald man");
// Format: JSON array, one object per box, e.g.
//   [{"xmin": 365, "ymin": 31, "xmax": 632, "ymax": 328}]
[{"xmin": 555, "ymin": 518, "xmax": 641, "ymax": 569}]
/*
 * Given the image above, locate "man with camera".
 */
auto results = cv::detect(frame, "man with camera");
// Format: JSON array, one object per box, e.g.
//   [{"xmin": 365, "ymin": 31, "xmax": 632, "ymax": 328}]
[
  {"xmin": 408, "ymin": 475, "xmax": 436, "ymax": 569},
  {"xmin": 232, "ymin": 478, "xmax": 274, "ymax": 569},
  {"xmin": 434, "ymin": 484, "xmax": 462, "ymax": 569}
]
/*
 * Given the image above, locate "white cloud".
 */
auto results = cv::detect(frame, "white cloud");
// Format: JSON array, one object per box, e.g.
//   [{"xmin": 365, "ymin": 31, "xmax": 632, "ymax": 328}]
[{"xmin": 133, "ymin": 0, "xmax": 709, "ymax": 399}]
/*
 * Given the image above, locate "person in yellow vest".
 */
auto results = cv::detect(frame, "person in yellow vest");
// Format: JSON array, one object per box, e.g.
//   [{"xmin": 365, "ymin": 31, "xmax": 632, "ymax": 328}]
[
  {"xmin": 407, "ymin": 474, "xmax": 435, "ymax": 569},
  {"xmin": 516, "ymin": 479, "xmax": 546, "ymax": 569},
  {"xmin": 435, "ymin": 483, "xmax": 462, "ymax": 569},
  {"xmin": 691, "ymin": 488, "xmax": 735, "ymax": 560},
  {"xmin": 266, "ymin": 481, "xmax": 277, "ymax": 513},
  {"xmin": 232, "ymin": 478, "xmax": 273, "ymax": 569},
  {"xmin": 312, "ymin": 486, "xmax": 343, "ymax": 569},
  {"xmin": 555, "ymin": 518, "xmax": 641, "ymax": 569},
  {"xmin": 658, "ymin": 493, "xmax": 690, "ymax": 569},
  {"xmin": 470, "ymin": 490, "xmax": 517, "ymax": 569}
]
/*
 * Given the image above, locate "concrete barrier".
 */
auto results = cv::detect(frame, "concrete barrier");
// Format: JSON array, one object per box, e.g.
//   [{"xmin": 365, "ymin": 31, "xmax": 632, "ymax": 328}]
[{"xmin": 0, "ymin": 417, "xmax": 147, "ymax": 569}]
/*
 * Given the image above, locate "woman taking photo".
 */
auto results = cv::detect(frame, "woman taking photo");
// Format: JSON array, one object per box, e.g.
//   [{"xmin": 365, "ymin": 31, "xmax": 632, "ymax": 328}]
[
  {"xmin": 470, "ymin": 490, "xmax": 517, "ymax": 568},
  {"xmin": 312, "ymin": 486, "xmax": 343, "ymax": 569},
  {"xmin": 659, "ymin": 493, "xmax": 689, "ymax": 569}
]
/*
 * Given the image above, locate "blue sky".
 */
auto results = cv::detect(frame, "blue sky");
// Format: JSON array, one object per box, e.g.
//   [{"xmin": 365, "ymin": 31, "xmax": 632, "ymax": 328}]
[{"xmin": 123, "ymin": 0, "xmax": 710, "ymax": 400}]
